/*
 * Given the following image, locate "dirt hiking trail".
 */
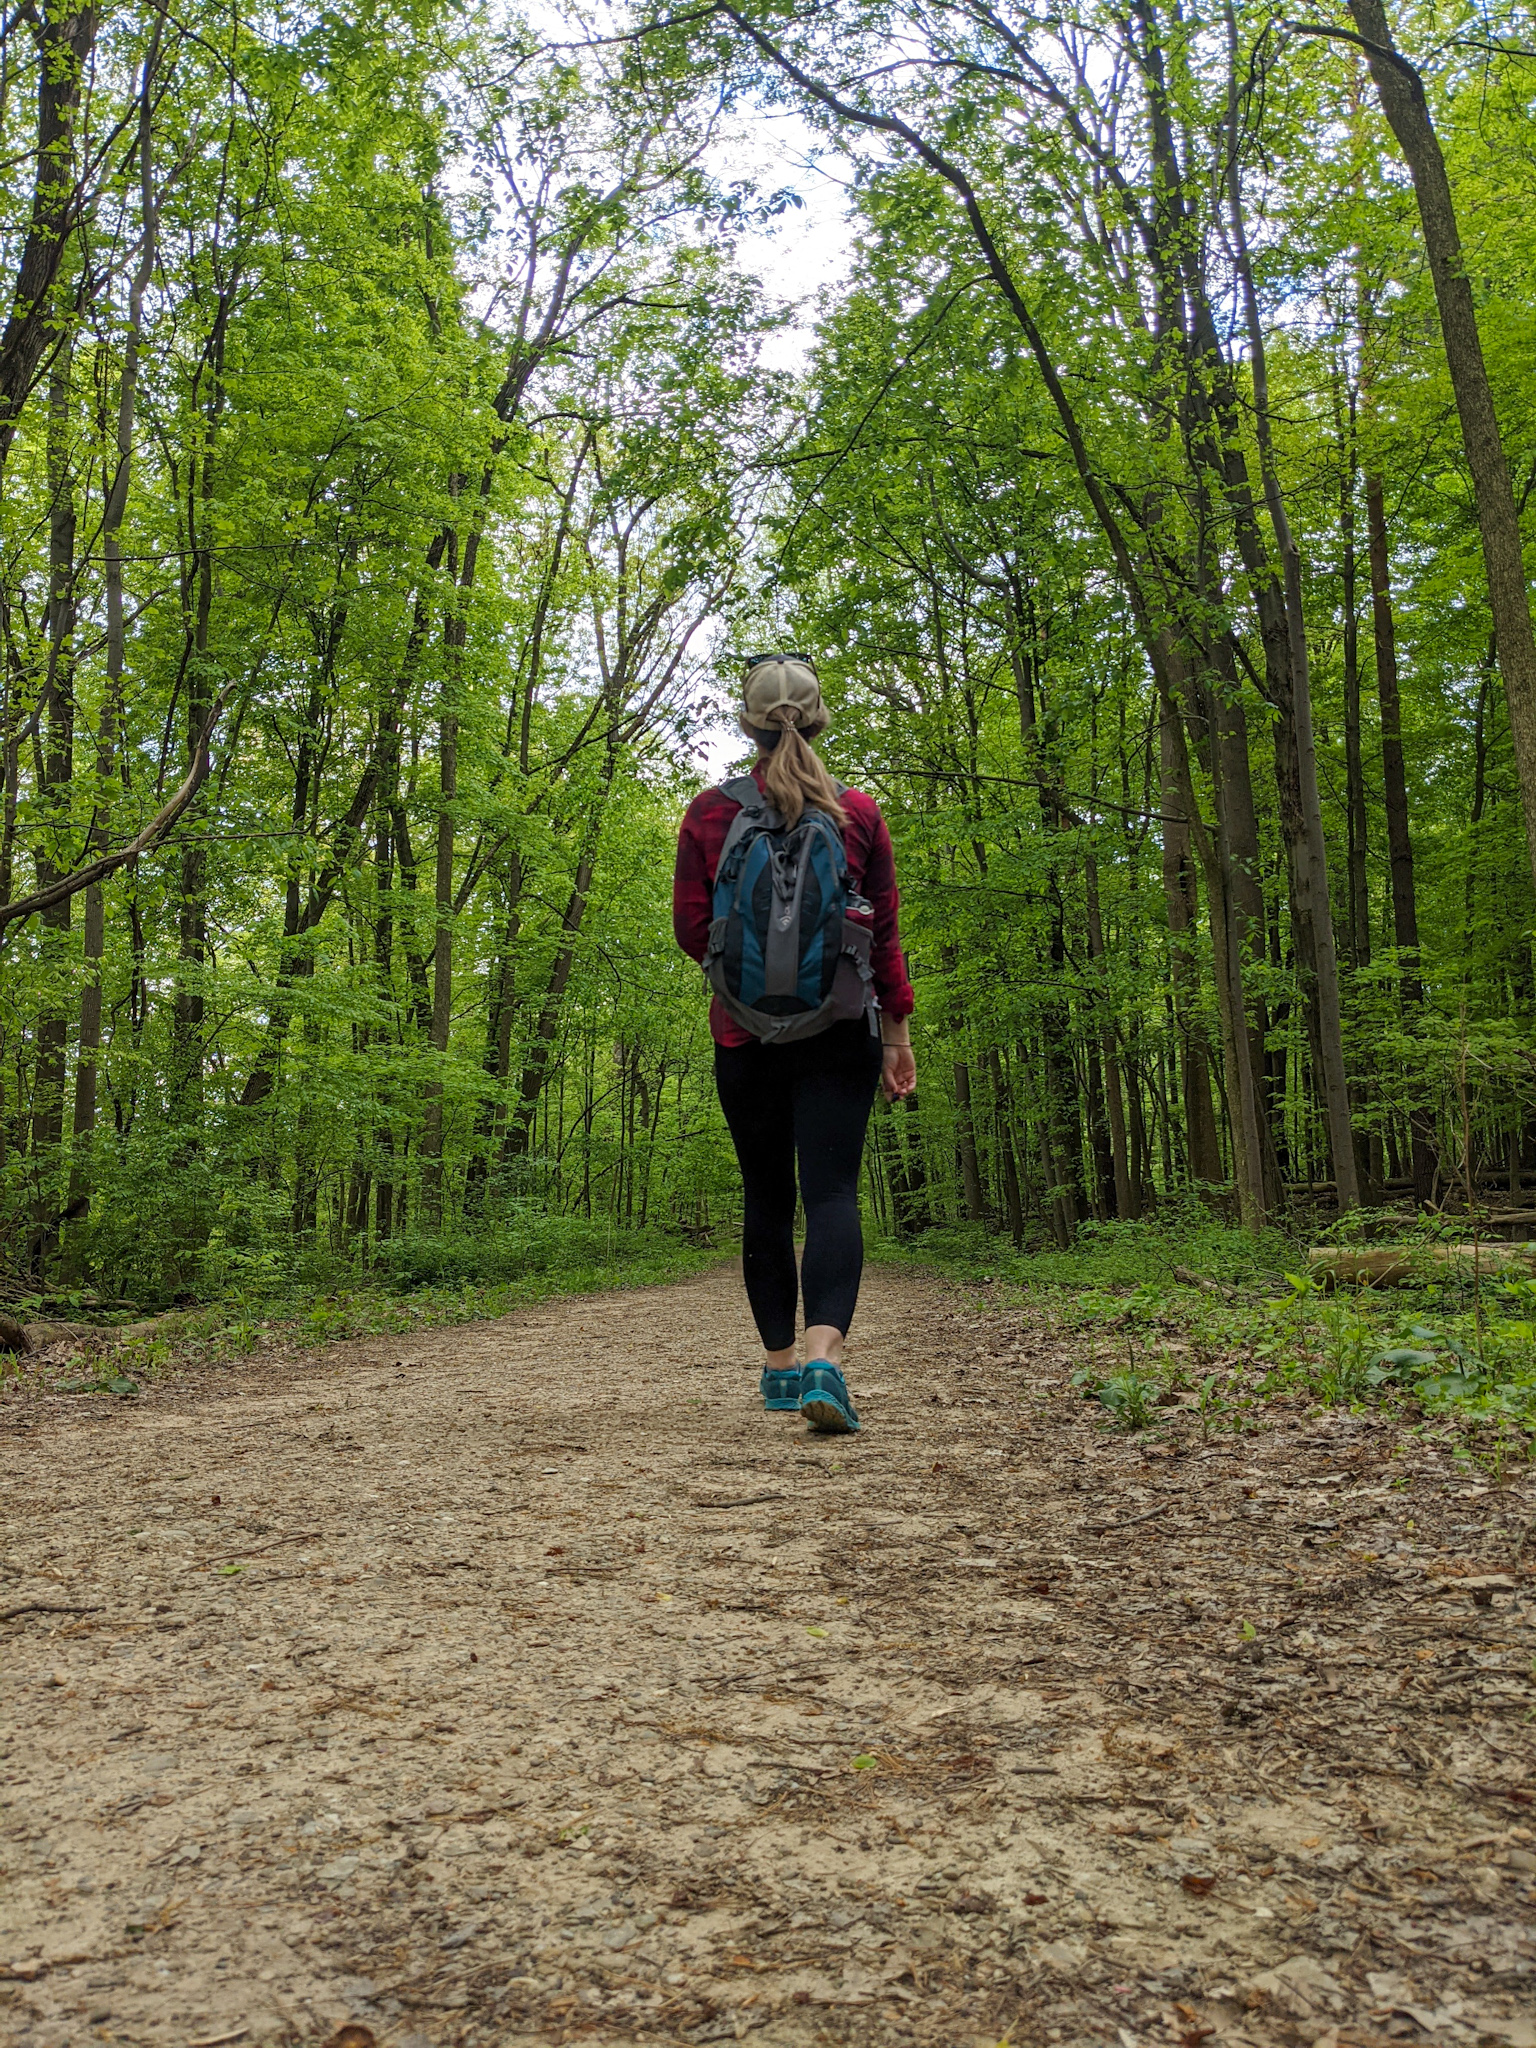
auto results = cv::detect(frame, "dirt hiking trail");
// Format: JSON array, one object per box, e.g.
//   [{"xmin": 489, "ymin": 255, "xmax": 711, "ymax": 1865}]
[{"xmin": 4, "ymin": 1262, "xmax": 1535, "ymax": 2048}]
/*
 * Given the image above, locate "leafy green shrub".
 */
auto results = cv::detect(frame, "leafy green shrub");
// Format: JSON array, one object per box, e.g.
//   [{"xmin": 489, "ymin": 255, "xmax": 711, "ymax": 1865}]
[
  {"xmin": 371, "ymin": 1214, "xmax": 646, "ymax": 1290},
  {"xmin": 884, "ymin": 1207, "xmax": 1294, "ymax": 1295},
  {"xmin": 1092, "ymin": 1368, "xmax": 1160, "ymax": 1429}
]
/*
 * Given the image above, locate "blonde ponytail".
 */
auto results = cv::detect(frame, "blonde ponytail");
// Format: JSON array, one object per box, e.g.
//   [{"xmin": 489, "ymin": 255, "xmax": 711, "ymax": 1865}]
[{"xmin": 759, "ymin": 708, "xmax": 848, "ymax": 830}]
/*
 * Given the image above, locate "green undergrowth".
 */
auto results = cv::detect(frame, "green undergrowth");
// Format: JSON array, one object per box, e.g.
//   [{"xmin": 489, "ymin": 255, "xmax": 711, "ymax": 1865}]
[
  {"xmin": 208, "ymin": 1223, "xmax": 720, "ymax": 1352},
  {"xmin": 884, "ymin": 1210, "xmax": 1536, "ymax": 1465},
  {"xmin": 10, "ymin": 1218, "xmax": 719, "ymax": 1390},
  {"xmin": 879, "ymin": 1209, "xmax": 1294, "ymax": 1294}
]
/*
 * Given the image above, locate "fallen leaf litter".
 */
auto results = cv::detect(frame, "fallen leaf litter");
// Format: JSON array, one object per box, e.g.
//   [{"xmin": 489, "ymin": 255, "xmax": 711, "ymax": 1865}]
[{"xmin": 2, "ymin": 1262, "xmax": 1534, "ymax": 2046}]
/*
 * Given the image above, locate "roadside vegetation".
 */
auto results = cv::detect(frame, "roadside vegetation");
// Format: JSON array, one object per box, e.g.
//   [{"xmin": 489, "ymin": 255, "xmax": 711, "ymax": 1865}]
[{"xmin": 890, "ymin": 1211, "xmax": 1536, "ymax": 1475}]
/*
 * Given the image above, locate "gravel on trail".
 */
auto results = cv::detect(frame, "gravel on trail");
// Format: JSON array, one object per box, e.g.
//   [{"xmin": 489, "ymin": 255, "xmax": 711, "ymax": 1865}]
[{"xmin": 3, "ymin": 1260, "xmax": 1534, "ymax": 2048}]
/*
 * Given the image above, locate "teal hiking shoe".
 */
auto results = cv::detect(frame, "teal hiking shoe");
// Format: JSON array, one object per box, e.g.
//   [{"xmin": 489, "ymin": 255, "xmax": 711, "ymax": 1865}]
[
  {"xmin": 799, "ymin": 1361, "xmax": 860, "ymax": 1434},
  {"xmin": 760, "ymin": 1366, "xmax": 802, "ymax": 1412}
]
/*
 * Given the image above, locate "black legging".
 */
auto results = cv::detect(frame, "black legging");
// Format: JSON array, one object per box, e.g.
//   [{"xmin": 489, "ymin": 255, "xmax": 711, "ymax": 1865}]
[{"xmin": 714, "ymin": 1020, "xmax": 884, "ymax": 1351}]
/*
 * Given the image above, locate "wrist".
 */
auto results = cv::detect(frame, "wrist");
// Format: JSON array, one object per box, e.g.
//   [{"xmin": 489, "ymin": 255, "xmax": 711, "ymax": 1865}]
[{"xmin": 880, "ymin": 1020, "xmax": 911, "ymax": 1047}]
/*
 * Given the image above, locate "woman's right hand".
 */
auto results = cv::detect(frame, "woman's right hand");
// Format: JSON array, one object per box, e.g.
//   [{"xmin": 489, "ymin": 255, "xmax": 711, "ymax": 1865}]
[{"xmin": 881, "ymin": 1043, "xmax": 917, "ymax": 1102}]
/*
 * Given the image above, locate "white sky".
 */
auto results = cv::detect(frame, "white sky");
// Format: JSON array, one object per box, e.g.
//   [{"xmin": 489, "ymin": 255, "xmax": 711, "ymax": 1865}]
[
  {"xmin": 684, "ymin": 110, "xmax": 861, "ymax": 778},
  {"xmin": 717, "ymin": 108, "xmax": 859, "ymax": 373}
]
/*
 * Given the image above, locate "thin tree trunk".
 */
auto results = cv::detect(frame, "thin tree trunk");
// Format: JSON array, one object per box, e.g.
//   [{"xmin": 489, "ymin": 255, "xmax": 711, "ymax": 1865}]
[
  {"xmin": 1363, "ymin": 474, "xmax": 1422, "ymax": 999},
  {"xmin": 1203, "ymin": 646, "xmax": 1284, "ymax": 1213},
  {"xmin": 1160, "ymin": 668, "xmax": 1268, "ymax": 1230},
  {"xmin": 1342, "ymin": 390, "xmax": 1370, "ymax": 973},
  {"xmin": 73, "ymin": 34, "xmax": 161, "ymax": 1191},
  {"xmin": 420, "ymin": 694, "xmax": 457, "ymax": 1221},
  {"xmin": 31, "ymin": 353, "xmax": 78, "ymax": 1237},
  {"xmin": 988, "ymin": 1048, "xmax": 1025, "ymax": 1246},
  {"xmin": 1085, "ymin": 852, "xmax": 1135, "ymax": 1218},
  {"xmin": 0, "ymin": 6, "xmax": 98, "ymax": 491},
  {"xmin": 1345, "ymin": 0, "xmax": 1536, "ymax": 896},
  {"xmin": 1223, "ymin": 56, "xmax": 1358, "ymax": 1207},
  {"xmin": 1364, "ymin": 469, "xmax": 1438, "ymax": 1204},
  {"xmin": 172, "ymin": 301, "xmax": 234, "ymax": 1131},
  {"xmin": 504, "ymin": 843, "xmax": 597, "ymax": 1161},
  {"xmin": 1159, "ymin": 700, "xmax": 1221, "ymax": 1183},
  {"xmin": 1038, "ymin": 1107, "xmax": 1072, "ymax": 1249},
  {"xmin": 953, "ymin": 1058, "xmax": 984, "ymax": 1222}
]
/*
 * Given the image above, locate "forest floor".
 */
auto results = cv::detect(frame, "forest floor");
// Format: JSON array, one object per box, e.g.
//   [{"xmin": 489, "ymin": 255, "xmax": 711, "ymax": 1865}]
[{"xmin": 3, "ymin": 1259, "xmax": 1535, "ymax": 2048}]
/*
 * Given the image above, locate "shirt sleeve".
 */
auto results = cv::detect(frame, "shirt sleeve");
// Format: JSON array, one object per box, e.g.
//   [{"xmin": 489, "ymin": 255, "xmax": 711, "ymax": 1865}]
[
  {"xmin": 858, "ymin": 802, "xmax": 914, "ymax": 1021},
  {"xmin": 672, "ymin": 794, "xmax": 716, "ymax": 964}
]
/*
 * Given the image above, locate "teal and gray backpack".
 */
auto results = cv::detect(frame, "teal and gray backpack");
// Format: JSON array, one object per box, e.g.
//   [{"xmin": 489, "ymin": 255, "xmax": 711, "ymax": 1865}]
[{"xmin": 703, "ymin": 777, "xmax": 878, "ymax": 1043}]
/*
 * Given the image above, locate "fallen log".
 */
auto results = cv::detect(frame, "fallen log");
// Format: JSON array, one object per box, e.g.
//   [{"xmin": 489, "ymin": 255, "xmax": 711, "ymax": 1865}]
[
  {"xmin": 1308, "ymin": 1244, "xmax": 1536, "ymax": 1287},
  {"xmin": 5, "ymin": 1308, "xmax": 194, "ymax": 1356}
]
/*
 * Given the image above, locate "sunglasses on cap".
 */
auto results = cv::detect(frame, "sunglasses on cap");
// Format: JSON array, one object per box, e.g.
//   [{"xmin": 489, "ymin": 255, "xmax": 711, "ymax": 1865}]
[{"xmin": 742, "ymin": 651, "xmax": 817, "ymax": 674}]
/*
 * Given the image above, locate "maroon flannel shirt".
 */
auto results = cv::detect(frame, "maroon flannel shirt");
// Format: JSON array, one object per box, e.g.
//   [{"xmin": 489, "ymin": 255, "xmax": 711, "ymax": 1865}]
[{"xmin": 672, "ymin": 765, "xmax": 915, "ymax": 1048}]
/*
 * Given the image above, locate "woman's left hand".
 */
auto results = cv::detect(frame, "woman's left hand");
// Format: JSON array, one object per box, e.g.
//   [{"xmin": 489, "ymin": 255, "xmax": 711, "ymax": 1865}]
[{"xmin": 881, "ymin": 1043, "xmax": 917, "ymax": 1102}]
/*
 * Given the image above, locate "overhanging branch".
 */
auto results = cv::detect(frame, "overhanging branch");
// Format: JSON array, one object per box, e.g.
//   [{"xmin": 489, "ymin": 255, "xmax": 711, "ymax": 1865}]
[{"xmin": 0, "ymin": 682, "xmax": 235, "ymax": 943}]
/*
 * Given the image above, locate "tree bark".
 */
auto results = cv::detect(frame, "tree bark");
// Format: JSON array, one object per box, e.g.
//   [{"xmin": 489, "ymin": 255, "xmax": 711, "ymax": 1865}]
[
  {"xmin": 171, "ymin": 269, "xmax": 237, "ymax": 1130},
  {"xmin": 953, "ymin": 1058, "xmax": 984, "ymax": 1222},
  {"xmin": 1085, "ymin": 852, "xmax": 1135, "ymax": 1218},
  {"xmin": 73, "ymin": 31, "xmax": 161, "ymax": 1184},
  {"xmin": 419, "ymin": 695, "xmax": 457, "ymax": 1219},
  {"xmin": 503, "ymin": 853, "xmax": 593, "ymax": 1163},
  {"xmin": 1342, "ymin": 394, "xmax": 1371, "ymax": 973},
  {"xmin": 1160, "ymin": 667, "xmax": 1268, "ymax": 1230},
  {"xmin": 1345, "ymin": 0, "xmax": 1536, "ymax": 895},
  {"xmin": 1363, "ymin": 474, "xmax": 1421, "ymax": 997},
  {"xmin": 1222, "ymin": 67, "xmax": 1358, "ymax": 1207},
  {"xmin": 31, "ymin": 355, "xmax": 78, "ymax": 1213},
  {"xmin": 1201, "ymin": 642, "xmax": 1285, "ymax": 1212},
  {"xmin": 373, "ymin": 770, "xmax": 397, "ymax": 1243},
  {"xmin": 0, "ymin": 7, "xmax": 97, "ymax": 488},
  {"xmin": 1363, "ymin": 470, "xmax": 1437, "ymax": 1203},
  {"xmin": 987, "ymin": 1048, "xmax": 1025, "ymax": 1245},
  {"xmin": 1159, "ymin": 698, "xmax": 1222, "ymax": 1183}
]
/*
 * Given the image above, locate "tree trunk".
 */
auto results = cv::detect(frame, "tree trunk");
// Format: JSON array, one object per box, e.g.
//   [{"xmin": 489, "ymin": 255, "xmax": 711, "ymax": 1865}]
[
  {"xmin": 1202, "ymin": 646, "xmax": 1284, "ymax": 1213},
  {"xmin": 504, "ymin": 844, "xmax": 597, "ymax": 1162},
  {"xmin": 419, "ymin": 697, "xmax": 457, "ymax": 1222},
  {"xmin": 1084, "ymin": 852, "xmax": 1135, "ymax": 1218},
  {"xmin": 881, "ymin": 1099, "xmax": 930, "ymax": 1238},
  {"xmin": 1363, "ymin": 474, "xmax": 1421, "ymax": 997},
  {"xmin": 1364, "ymin": 469, "xmax": 1438, "ymax": 1204},
  {"xmin": 1160, "ymin": 668, "xmax": 1268, "ymax": 1229},
  {"xmin": 73, "ymin": 37, "xmax": 160, "ymax": 1195},
  {"xmin": 1222, "ymin": 89, "xmax": 1358, "ymax": 1208},
  {"xmin": 1044, "ymin": 895, "xmax": 1085, "ymax": 1229},
  {"xmin": 1342, "ymin": 396, "xmax": 1371, "ymax": 973},
  {"xmin": 988, "ymin": 1048, "xmax": 1025, "ymax": 1246},
  {"xmin": 1159, "ymin": 699, "xmax": 1222, "ymax": 1182},
  {"xmin": 1038, "ymin": 1107, "xmax": 1073, "ymax": 1249},
  {"xmin": 953, "ymin": 1058, "xmax": 984, "ymax": 1222},
  {"xmin": 31, "ymin": 354, "xmax": 78, "ymax": 1240},
  {"xmin": 0, "ymin": 6, "xmax": 98, "ymax": 489},
  {"xmin": 466, "ymin": 855, "xmax": 523, "ymax": 1212},
  {"xmin": 1346, "ymin": 0, "xmax": 1536, "ymax": 896},
  {"xmin": 172, "ymin": 328, "xmax": 231, "ymax": 1133}
]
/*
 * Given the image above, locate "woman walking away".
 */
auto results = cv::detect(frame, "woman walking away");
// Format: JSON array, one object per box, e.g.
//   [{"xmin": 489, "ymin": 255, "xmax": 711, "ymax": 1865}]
[{"xmin": 673, "ymin": 655, "xmax": 916, "ymax": 1434}]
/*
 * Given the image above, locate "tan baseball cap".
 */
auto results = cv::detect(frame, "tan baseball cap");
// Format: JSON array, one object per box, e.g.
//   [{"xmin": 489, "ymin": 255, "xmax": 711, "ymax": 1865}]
[{"xmin": 741, "ymin": 656, "xmax": 829, "ymax": 738}]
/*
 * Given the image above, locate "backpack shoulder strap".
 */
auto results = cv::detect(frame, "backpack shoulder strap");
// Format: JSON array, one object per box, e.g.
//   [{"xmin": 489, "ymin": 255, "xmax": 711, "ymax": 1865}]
[{"xmin": 719, "ymin": 775, "xmax": 767, "ymax": 810}]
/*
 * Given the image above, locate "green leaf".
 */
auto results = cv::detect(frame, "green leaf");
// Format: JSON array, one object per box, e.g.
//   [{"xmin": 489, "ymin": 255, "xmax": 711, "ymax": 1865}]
[{"xmin": 851, "ymin": 1753, "xmax": 878, "ymax": 1770}]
